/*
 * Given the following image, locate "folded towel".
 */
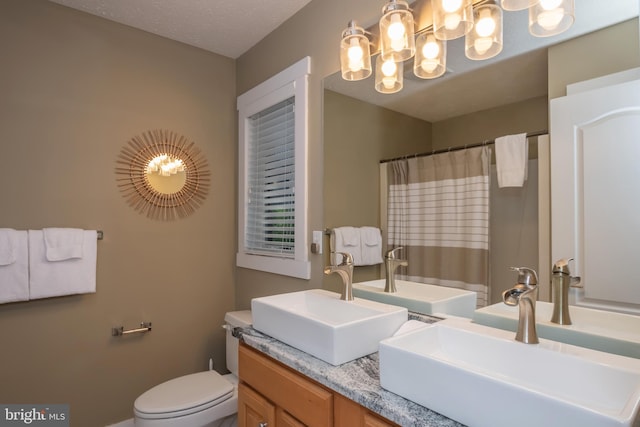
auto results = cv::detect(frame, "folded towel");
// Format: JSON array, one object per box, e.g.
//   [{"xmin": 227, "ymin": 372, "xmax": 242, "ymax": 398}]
[
  {"xmin": 0, "ymin": 229, "xmax": 29, "ymax": 303},
  {"xmin": 29, "ymin": 230, "xmax": 97, "ymax": 299},
  {"xmin": 495, "ymin": 133, "xmax": 528, "ymax": 188},
  {"xmin": 330, "ymin": 227, "xmax": 362, "ymax": 265},
  {"xmin": 360, "ymin": 226, "xmax": 383, "ymax": 266},
  {"xmin": 0, "ymin": 228, "xmax": 18, "ymax": 266},
  {"xmin": 43, "ymin": 228, "xmax": 84, "ymax": 261}
]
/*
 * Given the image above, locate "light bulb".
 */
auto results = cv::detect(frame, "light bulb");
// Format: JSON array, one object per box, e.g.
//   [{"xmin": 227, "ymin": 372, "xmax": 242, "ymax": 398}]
[
  {"xmin": 442, "ymin": 0, "xmax": 463, "ymax": 13},
  {"xmin": 444, "ymin": 13, "xmax": 462, "ymax": 30},
  {"xmin": 537, "ymin": 8, "xmax": 564, "ymax": 30},
  {"xmin": 421, "ymin": 59, "xmax": 439, "ymax": 73},
  {"xmin": 475, "ymin": 10, "xmax": 496, "ymax": 37},
  {"xmin": 347, "ymin": 38, "xmax": 364, "ymax": 72},
  {"xmin": 391, "ymin": 38, "xmax": 406, "ymax": 52},
  {"xmin": 387, "ymin": 13, "xmax": 406, "ymax": 40},
  {"xmin": 381, "ymin": 59, "xmax": 397, "ymax": 77},
  {"xmin": 474, "ymin": 37, "xmax": 493, "ymax": 55},
  {"xmin": 539, "ymin": 0, "xmax": 562, "ymax": 10},
  {"xmin": 382, "ymin": 76, "xmax": 396, "ymax": 89},
  {"xmin": 422, "ymin": 40, "xmax": 440, "ymax": 59}
]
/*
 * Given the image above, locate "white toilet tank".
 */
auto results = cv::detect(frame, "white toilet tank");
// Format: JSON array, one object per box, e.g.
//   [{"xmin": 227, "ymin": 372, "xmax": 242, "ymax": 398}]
[{"xmin": 224, "ymin": 310, "xmax": 252, "ymax": 376}]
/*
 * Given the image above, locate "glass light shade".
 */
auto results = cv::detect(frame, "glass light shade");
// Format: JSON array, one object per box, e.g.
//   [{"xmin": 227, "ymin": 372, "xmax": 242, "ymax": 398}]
[
  {"xmin": 340, "ymin": 22, "xmax": 372, "ymax": 81},
  {"xmin": 529, "ymin": 0, "xmax": 574, "ymax": 37},
  {"xmin": 465, "ymin": 4, "xmax": 503, "ymax": 60},
  {"xmin": 379, "ymin": 0, "xmax": 416, "ymax": 62},
  {"xmin": 500, "ymin": 0, "xmax": 539, "ymax": 11},
  {"xmin": 413, "ymin": 32, "xmax": 446, "ymax": 79},
  {"xmin": 375, "ymin": 56, "xmax": 403, "ymax": 94},
  {"xmin": 432, "ymin": 0, "xmax": 474, "ymax": 41}
]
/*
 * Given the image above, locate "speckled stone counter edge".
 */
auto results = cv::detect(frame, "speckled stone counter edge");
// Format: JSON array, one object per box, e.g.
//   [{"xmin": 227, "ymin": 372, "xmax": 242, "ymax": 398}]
[{"xmin": 237, "ymin": 313, "xmax": 466, "ymax": 427}]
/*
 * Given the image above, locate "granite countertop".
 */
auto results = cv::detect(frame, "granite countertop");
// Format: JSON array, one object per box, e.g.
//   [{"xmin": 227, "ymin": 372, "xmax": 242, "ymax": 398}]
[{"xmin": 237, "ymin": 313, "xmax": 465, "ymax": 427}]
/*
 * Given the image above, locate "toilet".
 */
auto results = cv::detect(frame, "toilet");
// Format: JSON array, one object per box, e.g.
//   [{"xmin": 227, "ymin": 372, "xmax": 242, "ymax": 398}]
[{"xmin": 134, "ymin": 310, "xmax": 252, "ymax": 427}]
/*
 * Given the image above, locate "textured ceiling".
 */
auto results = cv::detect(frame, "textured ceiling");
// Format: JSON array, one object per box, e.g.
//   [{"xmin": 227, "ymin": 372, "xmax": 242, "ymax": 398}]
[{"xmin": 48, "ymin": 0, "xmax": 313, "ymax": 58}]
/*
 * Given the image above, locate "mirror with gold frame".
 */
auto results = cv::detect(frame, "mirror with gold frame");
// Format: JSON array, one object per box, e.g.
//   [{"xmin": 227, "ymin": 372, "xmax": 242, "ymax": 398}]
[{"xmin": 115, "ymin": 129, "xmax": 210, "ymax": 220}]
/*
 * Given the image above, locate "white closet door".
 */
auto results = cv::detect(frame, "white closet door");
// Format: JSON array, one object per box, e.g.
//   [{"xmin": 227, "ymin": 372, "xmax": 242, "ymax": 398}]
[{"xmin": 551, "ymin": 77, "xmax": 640, "ymax": 314}]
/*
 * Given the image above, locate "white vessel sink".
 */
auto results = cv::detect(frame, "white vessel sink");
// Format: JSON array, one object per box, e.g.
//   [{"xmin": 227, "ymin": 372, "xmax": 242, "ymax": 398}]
[
  {"xmin": 473, "ymin": 302, "xmax": 640, "ymax": 359},
  {"xmin": 251, "ymin": 289, "xmax": 408, "ymax": 365},
  {"xmin": 379, "ymin": 317, "xmax": 640, "ymax": 427},
  {"xmin": 352, "ymin": 279, "xmax": 476, "ymax": 318}
]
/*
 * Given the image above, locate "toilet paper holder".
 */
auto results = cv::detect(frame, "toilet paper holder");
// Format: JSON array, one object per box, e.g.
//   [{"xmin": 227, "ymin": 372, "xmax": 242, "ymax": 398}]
[{"xmin": 112, "ymin": 322, "xmax": 152, "ymax": 337}]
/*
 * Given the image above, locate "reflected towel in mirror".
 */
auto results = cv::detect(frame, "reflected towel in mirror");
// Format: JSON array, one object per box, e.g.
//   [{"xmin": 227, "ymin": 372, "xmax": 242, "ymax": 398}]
[{"xmin": 495, "ymin": 133, "xmax": 528, "ymax": 188}]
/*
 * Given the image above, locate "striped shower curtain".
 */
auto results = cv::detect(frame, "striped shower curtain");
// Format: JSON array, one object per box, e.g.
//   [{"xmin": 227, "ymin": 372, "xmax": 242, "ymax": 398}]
[{"xmin": 386, "ymin": 146, "xmax": 491, "ymax": 307}]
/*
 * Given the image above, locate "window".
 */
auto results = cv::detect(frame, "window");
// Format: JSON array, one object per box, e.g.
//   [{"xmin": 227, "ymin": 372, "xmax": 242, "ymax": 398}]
[{"xmin": 237, "ymin": 57, "xmax": 310, "ymax": 279}]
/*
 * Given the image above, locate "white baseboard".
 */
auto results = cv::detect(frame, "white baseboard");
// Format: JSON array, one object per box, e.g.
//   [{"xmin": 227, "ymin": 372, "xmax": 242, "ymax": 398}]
[{"xmin": 105, "ymin": 419, "xmax": 134, "ymax": 427}]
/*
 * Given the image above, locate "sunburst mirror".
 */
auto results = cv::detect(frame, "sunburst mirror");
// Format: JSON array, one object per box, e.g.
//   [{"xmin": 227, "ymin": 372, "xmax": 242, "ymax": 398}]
[{"xmin": 115, "ymin": 129, "xmax": 210, "ymax": 220}]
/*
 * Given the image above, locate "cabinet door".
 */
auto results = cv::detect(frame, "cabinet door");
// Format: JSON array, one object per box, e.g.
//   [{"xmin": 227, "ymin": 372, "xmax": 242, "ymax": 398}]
[
  {"xmin": 238, "ymin": 382, "xmax": 276, "ymax": 427},
  {"xmin": 239, "ymin": 344, "xmax": 332, "ymax": 427},
  {"xmin": 334, "ymin": 392, "xmax": 399, "ymax": 427},
  {"xmin": 363, "ymin": 412, "xmax": 396, "ymax": 427},
  {"xmin": 277, "ymin": 408, "xmax": 306, "ymax": 427}
]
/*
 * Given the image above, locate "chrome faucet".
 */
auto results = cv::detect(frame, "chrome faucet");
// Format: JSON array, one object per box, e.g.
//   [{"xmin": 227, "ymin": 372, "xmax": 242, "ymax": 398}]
[
  {"xmin": 384, "ymin": 247, "xmax": 408, "ymax": 293},
  {"xmin": 324, "ymin": 252, "xmax": 354, "ymax": 301},
  {"xmin": 550, "ymin": 258, "xmax": 582, "ymax": 325},
  {"xmin": 502, "ymin": 267, "xmax": 539, "ymax": 344}
]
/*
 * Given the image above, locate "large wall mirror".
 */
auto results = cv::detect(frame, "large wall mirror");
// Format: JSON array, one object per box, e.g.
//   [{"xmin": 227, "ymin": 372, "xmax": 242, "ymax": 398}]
[{"xmin": 322, "ymin": 1, "xmax": 639, "ymax": 303}]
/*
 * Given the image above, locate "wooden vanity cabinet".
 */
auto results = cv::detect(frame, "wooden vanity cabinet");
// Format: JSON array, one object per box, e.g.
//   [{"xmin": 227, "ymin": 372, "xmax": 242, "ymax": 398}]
[
  {"xmin": 238, "ymin": 382, "xmax": 276, "ymax": 427},
  {"xmin": 238, "ymin": 343, "xmax": 399, "ymax": 427},
  {"xmin": 334, "ymin": 393, "xmax": 398, "ymax": 427}
]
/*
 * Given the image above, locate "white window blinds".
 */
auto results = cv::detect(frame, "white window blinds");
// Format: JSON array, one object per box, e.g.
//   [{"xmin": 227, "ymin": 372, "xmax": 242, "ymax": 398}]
[{"xmin": 245, "ymin": 97, "xmax": 296, "ymax": 257}]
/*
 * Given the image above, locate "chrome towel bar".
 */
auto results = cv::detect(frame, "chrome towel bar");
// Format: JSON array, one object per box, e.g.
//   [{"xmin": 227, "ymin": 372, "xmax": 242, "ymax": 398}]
[{"xmin": 112, "ymin": 322, "xmax": 152, "ymax": 337}]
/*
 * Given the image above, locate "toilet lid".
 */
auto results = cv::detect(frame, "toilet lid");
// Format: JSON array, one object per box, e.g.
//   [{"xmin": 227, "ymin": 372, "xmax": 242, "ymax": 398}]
[{"xmin": 135, "ymin": 371, "xmax": 234, "ymax": 417}]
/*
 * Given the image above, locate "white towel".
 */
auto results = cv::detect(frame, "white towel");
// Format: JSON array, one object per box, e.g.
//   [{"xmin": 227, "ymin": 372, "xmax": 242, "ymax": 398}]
[
  {"xmin": 495, "ymin": 133, "xmax": 528, "ymax": 188},
  {"xmin": 0, "ymin": 228, "xmax": 18, "ymax": 266},
  {"xmin": 330, "ymin": 227, "xmax": 362, "ymax": 265},
  {"xmin": 0, "ymin": 229, "xmax": 29, "ymax": 304},
  {"xmin": 29, "ymin": 229, "xmax": 97, "ymax": 299},
  {"xmin": 43, "ymin": 227, "xmax": 84, "ymax": 261},
  {"xmin": 360, "ymin": 226, "xmax": 383, "ymax": 266}
]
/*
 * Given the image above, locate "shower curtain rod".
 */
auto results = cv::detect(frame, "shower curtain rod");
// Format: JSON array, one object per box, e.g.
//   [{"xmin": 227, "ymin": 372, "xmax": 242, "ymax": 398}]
[{"xmin": 379, "ymin": 129, "xmax": 548, "ymax": 164}]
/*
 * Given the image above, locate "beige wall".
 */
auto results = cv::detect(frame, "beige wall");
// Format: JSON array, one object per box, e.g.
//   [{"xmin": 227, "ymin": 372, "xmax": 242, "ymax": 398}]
[
  {"xmin": 549, "ymin": 18, "xmax": 640, "ymax": 99},
  {"xmin": 432, "ymin": 96, "xmax": 548, "ymax": 151},
  {"xmin": 323, "ymin": 90, "xmax": 432, "ymax": 286},
  {"xmin": 0, "ymin": 1, "xmax": 236, "ymax": 425}
]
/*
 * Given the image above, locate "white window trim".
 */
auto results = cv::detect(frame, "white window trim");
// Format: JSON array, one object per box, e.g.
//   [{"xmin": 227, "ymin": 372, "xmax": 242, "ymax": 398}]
[{"xmin": 236, "ymin": 57, "xmax": 311, "ymax": 279}]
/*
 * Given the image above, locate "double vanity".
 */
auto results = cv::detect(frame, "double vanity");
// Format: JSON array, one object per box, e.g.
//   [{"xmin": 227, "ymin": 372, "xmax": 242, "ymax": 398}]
[{"xmin": 238, "ymin": 268, "xmax": 640, "ymax": 427}]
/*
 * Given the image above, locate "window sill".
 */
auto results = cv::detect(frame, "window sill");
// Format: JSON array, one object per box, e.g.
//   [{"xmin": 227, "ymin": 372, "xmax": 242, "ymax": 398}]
[{"xmin": 236, "ymin": 253, "xmax": 310, "ymax": 280}]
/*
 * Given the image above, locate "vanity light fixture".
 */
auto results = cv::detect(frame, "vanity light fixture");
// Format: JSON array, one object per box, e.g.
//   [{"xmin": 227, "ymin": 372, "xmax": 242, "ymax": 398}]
[
  {"xmin": 414, "ymin": 31, "xmax": 447, "ymax": 78},
  {"xmin": 500, "ymin": 0, "xmax": 538, "ymax": 11},
  {"xmin": 529, "ymin": 0, "xmax": 574, "ymax": 37},
  {"xmin": 146, "ymin": 154, "xmax": 185, "ymax": 176},
  {"xmin": 432, "ymin": 0, "xmax": 474, "ymax": 40},
  {"xmin": 375, "ymin": 56, "xmax": 404, "ymax": 93},
  {"xmin": 465, "ymin": 1, "xmax": 503, "ymax": 60},
  {"xmin": 340, "ymin": 21, "xmax": 372, "ymax": 81},
  {"xmin": 339, "ymin": 0, "xmax": 576, "ymax": 93},
  {"xmin": 379, "ymin": 0, "xmax": 416, "ymax": 62}
]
